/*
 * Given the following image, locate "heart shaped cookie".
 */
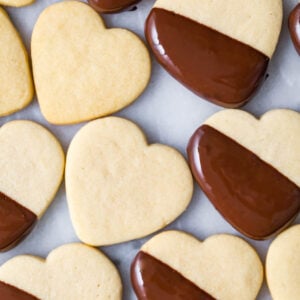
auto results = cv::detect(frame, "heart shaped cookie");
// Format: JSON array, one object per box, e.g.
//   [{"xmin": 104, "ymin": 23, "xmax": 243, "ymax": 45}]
[
  {"xmin": 0, "ymin": 8, "xmax": 33, "ymax": 116},
  {"xmin": 31, "ymin": 1, "xmax": 151, "ymax": 125},
  {"xmin": 289, "ymin": 4, "xmax": 300, "ymax": 55},
  {"xmin": 0, "ymin": 120, "xmax": 64, "ymax": 251},
  {"xmin": 66, "ymin": 117, "xmax": 193, "ymax": 246},
  {"xmin": 266, "ymin": 224, "xmax": 300, "ymax": 300},
  {"xmin": 145, "ymin": 0, "xmax": 282, "ymax": 107},
  {"xmin": 0, "ymin": 243, "xmax": 122, "ymax": 299},
  {"xmin": 131, "ymin": 230, "xmax": 263, "ymax": 300},
  {"xmin": 187, "ymin": 109, "xmax": 300, "ymax": 240},
  {"xmin": 88, "ymin": 0, "xmax": 141, "ymax": 13}
]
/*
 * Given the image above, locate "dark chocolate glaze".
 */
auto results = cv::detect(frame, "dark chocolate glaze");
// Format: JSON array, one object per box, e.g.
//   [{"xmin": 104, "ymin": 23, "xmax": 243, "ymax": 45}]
[
  {"xmin": 88, "ymin": 0, "xmax": 141, "ymax": 13},
  {"xmin": 145, "ymin": 8, "xmax": 269, "ymax": 108},
  {"xmin": 289, "ymin": 4, "xmax": 300, "ymax": 55},
  {"xmin": 0, "ymin": 192, "xmax": 37, "ymax": 251},
  {"xmin": 0, "ymin": 281, "xmax": 39, "ymax": 300},
  {"xmin": 187, "ymin": 125, "xmax": 300, "ymax": 240},
  {"xmin": 131, "ymin": 251, "xmax": 215, "ymax": 300}
]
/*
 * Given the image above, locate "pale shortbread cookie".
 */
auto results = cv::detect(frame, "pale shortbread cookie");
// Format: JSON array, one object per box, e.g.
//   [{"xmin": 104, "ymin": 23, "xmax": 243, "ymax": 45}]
[
  {"xmin": 0, "ymin": 243, "xmax": 122, "ymax": 299},
  {"xmin": 154, "ymin": 0, "xmax": 282, "ymax": 57},
  {"xmin": 0, "ymin": 120, "xmax": 64, "ymax": 217},
  {"xmin": 205, "ymin": 109, "xmax": 300, "ymax": 187},
  {"xmin": 0, "ymin": 8, "xmax": 33, "ymax": 117},
  {"xmin": 66, "ymin": 117, "xmax": 193, "ymax": 246},
  {"xmin": 142, "ymin": 231, "xmax": 263, "ymax": 300},
  {"xmin": 32, "ymin": 1, "xmax": 151, "ymax": 125},
  {"xmin": 266, "ymin": 225, "xmax": 300, "ymax": 300}
]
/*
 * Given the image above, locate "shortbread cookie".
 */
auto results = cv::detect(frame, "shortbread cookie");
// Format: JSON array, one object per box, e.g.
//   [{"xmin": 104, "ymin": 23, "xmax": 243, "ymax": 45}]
[
  {"xmin": 0, "ymin": 243, "xmax": 122, "ymax": 299},
  {"xmin": 88, "ymin": 0, "xmax": 141, "ymax": 13},
  {"xmin": 146, "ymin": 0, "xmax": 282, "ymax": 107},
  {"xmin": 32, "ymin": 1, "xmax": 151, "ymax": 125},
  {"xmin": 187, "ymin": 109, "xmax": 300, "ymax": 240},
  {"xmin": 131, "ymin": 230, "xmax": 263, "ymax": 300},
  {"xmin": 0, "ymin": 8, "xmax": 33, "ymax": 117},
  {"xmin": 289, "ymin": 4, "xmax": 300, "ymax": 55},
  {"xmin": 266, "ymin": 225, "xmax": 300, "ymax": 300},
  {"xmin": 0, "ymin": 120, "xmax": 64, "ymax": 251},
  {"xmin": 66, "ymin": 117, "xmax": 193, "ymax": 246}
]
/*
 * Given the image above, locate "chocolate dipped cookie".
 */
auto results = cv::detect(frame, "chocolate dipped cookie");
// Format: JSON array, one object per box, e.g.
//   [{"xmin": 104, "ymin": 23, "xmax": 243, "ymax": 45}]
[
  {"xmin": 131, "ymin": 230, "xmax": 263, "ymax": 300},
  {"xmin": 145, "ymin": 0, "xmax": 282, "ymax": 107},
  {"xmin": 0, "ymin": 121, "xmax": 64, "ymax": 251}
]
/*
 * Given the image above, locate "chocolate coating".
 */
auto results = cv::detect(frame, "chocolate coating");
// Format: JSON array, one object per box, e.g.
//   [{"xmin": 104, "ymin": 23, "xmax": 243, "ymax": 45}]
[
  {"xmin": 0, "ymin": 281, "xmax": 39, "ymax": 300},
  {"xmin": 88, "ymin": 0, "xmax": 140, "ymax": 13},
  {"xmin": 187, "ymin": 125, "xmax": 300, "ymax": 240},
  {"xmin": 131, "ymin": 251, "xmax": 215, "ymax": 300},
  {"xmin": 0, "ymin": 192, "xmax": 37, "ymax": 251},
  {"xmin": 145, "ymin": 8, "xmax": 269, "ymax": 108},
  {"xmin": 289, "ymin": 4, "xmax": 300, "ymax": 55}
]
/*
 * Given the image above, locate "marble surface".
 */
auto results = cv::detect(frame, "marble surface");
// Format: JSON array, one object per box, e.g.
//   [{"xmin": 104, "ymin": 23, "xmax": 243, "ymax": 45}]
[{"xmin": 1, "ymin": 0, "xmax": 300, "ymax": 299}]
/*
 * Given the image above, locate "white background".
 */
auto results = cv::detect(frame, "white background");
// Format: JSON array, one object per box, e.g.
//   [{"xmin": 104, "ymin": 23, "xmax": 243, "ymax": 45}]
[{"xmin": 1, "ymin": 0, "xmax": 300, "ymax": 299}]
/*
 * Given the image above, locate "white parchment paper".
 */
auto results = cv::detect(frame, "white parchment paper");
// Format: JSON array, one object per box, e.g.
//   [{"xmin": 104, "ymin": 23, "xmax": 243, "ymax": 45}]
[{"xmin": 1, "ymin": 0, "xmax": 300, "ymax": 299}]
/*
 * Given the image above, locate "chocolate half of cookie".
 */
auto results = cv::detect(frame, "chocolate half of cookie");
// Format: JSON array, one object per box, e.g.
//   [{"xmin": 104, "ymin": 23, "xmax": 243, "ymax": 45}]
[
  {"xmin": 88, "ymin": 0, "xmax": 141, "ymax": 13},
  {"xmin": 0, "ymin": 191, "xmax": 37, "ymax": 251},
  {"xmin": 187, "ymin": 125, "xmax": 300, "ymax": 240},
  {"xmin": 289, "ymin": 4, "xmax": 300, "ymax": 55},
  {"xmin": 131, "ymin": 251, "xmax": 215, "ymax": 300},
  {"xmin": 0, "ymin": 281, "xmax": 39, "ymax": 300}
]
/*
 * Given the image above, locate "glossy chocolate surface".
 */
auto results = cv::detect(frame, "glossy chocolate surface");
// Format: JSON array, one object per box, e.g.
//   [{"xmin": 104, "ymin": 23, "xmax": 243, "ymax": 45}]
[
  {"xmin": 88, "ymin": 0, "xmax": 140, "ymax": 13},
  {"xmin": 0, "ymin": 192, "xmax": 37, "ymax": 251},
  {"xmin": 187, "ymin": 125, "xmax": 300, "ymax": 239},
  {"xmin": 131, "ymin": 251, "xmax": 215, "ymax": 300},
  {"xmin": 0, "ymin": 281, "xmax": 39, "ymax": 300},
  {"xmin": 289, "ymin": 4, "xmax": 300, "ymax": 55},
  {"xmin": 145, "ymin": 8, "xmax": 269, "ymax": 108}
]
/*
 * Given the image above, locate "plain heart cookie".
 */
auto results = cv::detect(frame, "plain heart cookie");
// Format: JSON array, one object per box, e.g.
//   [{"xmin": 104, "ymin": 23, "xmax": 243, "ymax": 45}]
[
  {"xmin": 31, "ymin": 1, "xmax": 151, "ymax": 125},
  {"xmin": 187, "ymin": 109, "xmax": 300, "ymax": 240},
  {"xmin": 0, "ymin": 8, "xmax": 33, "ymax": 117},
  {"xmin": 131, "ymin": 230, "xmax": 263, "ymax": 300},
  {"xmin": 88, "ymin": 0, "xmax": 141, "ymax": 13},
  {"xmin": 145, "ymin": 0, "xmax": 282, "ymax": 107},
  {"xmin": 0, "ymin": 243, "xmax": 122, "ymax": 299},
  {"xmin": 66, "ymin": 117, "xmax": 193, "ymax": 246},
  {"xmin": 266, "ymin": 224, "xmax": 300, "ymax": 300},
  {"xmin": 0, "ymin": 120, "xmax": 64, "ymax": 251}
]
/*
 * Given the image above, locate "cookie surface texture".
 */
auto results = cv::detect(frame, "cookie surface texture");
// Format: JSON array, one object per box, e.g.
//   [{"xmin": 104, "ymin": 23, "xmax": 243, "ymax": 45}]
[
  {"xmin": 145, "ymin": 0, "xmax": 282, "ymax": 107},
  {"xmin": 187, "ymin": 109, "xmax": 300, "ymax": 240},
  {"xmin": 66, "ymin": 117, "xmax": 193, "ymax": 246},
  {"xmin": 0, "ymin": 120, "xmax": 64, "ymax": 251},
  {"xmin": 0, "ymin": 243, "xmax": 122, "ymax": 299},
  {"xmin": 88, "ymin": 0, "xmax": 141, "ymax": 13},
  {"xmin": 0, "ymin": 0, "xmax": 34, "ymax": 7},
  {"xmin": 131, "ymin": 230, "xmax": 263, "ymax": 300},
  {"xmin": 32, "ymin": 1, "xmax": 151, "ymax": 124},
  {"xmin": 0, "ymin": 8, "xmax": 33, "ymax": 116},
  {"xmin": 266, "ymin": 225, "xmax": 300, "ymax": 300}
]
